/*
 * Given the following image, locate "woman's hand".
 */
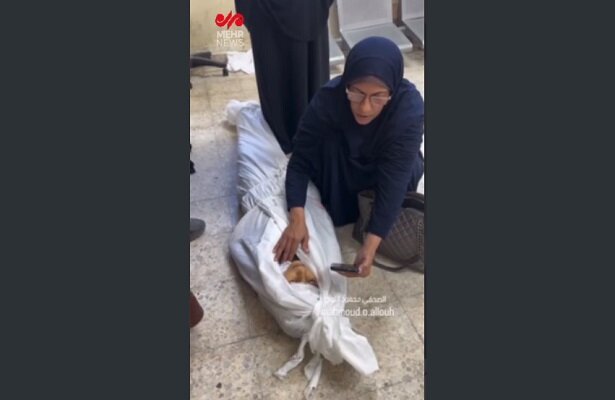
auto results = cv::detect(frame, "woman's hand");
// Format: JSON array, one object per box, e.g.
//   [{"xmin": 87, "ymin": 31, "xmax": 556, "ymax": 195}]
[
  {"xmin": 273, "ymin": 207, "xmax": 310, "ymax": 263},
  {"xmin": 340, "ymin": 233, "xmax": 382, "ymax": 278},
  {"xmin": 354, "ymin": 245, "xmax": 376, "ymax": 277}
]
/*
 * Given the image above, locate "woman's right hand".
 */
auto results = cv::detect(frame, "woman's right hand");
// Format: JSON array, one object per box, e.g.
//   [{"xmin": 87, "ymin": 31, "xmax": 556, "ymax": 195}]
[{"xmin": 273, "ymin": 207, "xmax": 310, "ymax": 263}]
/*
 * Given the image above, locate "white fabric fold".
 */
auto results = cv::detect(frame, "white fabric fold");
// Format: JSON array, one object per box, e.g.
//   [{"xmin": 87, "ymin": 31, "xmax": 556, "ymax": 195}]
[
  {"xmin": 274, "ymin": 335, "xmax": 309, "ymax": 380},
  {"xmin": 226, "ymin": 49, "xmax": 255, "ymax": 74},
  {"xmin": 303, "ymin": 353, "xmax": 322, "ymax": 399}
]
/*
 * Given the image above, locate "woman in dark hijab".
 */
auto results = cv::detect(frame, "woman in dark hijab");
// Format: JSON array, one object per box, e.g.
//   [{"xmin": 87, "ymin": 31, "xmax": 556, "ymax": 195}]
[
  {"xmin": 273, "ymin": 37, "xmax": 424, "ymax": 278},
  {"xmin": 234, "ymin": 0, "xmax": 334, "ymax": 154}
]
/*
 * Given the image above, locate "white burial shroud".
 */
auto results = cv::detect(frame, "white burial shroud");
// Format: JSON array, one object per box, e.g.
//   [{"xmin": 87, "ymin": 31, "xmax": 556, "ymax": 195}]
[{"xmin": 227, "ymin": 101, "xmax": 379, "ymax": 398}]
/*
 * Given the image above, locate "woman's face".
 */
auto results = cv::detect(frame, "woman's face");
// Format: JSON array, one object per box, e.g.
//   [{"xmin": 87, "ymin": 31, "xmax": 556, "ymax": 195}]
[{"xmin": 346, "ymin": 80, "xmax": 391, "ymax": 125}]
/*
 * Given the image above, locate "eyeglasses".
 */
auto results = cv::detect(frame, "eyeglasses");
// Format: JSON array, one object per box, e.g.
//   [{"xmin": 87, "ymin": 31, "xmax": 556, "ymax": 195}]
[{"xmin": 345, "ymin": 88, "xmax": 391, "ymax": 107}]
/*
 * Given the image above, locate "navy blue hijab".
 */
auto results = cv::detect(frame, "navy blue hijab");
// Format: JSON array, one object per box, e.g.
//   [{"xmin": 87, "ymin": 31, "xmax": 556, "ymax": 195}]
[
  {"xmin": 343, "ymin": 35, "xmax": 405, "ymax": 94},
  {"xmin": 336, "ymin": 37, "xmax": 424, "ymax": 151},
  {"xmin": 287, "ymin": 37, "xmax": 424, "ymax": 237}
]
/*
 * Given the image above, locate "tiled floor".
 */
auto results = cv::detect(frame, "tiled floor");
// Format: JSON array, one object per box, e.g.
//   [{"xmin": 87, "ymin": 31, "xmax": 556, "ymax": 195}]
[{"xmin": 190, "ymin": 50, "xmax": 425, "ymax": 399}]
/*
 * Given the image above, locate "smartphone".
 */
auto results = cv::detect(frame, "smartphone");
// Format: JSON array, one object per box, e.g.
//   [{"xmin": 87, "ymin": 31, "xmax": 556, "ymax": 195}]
[{"xmin": 330, "ymin": 263, "xmax": 359, "ymax": 273}]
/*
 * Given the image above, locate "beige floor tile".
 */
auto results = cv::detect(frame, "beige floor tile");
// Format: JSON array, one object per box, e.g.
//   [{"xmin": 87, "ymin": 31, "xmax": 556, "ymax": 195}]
[
  {"xmin": 313, "ymin": 362, "xmax": 378, "ymax": 399},
  {"xmin": 190, "ymin": 196, "xmax": 239, "ymax": 236},
  {"xmin": 383, "ymin": 266, "xmax": 424, "ymax": 298},
  {"xmin": 190, "ymin": 277, "xmax": 253, "ymax": 350},
  {"xmin": 401, "ymin": 294, "xmax": 424, "ymax": 342},
  {"xmin": 190, "ymin": 133, "xmax": 219, "ymax": 162},
  {"xmin": 344, "ymin": 299, "xmax": 424, "ymax": 391},
  {"xmin": 215, "ymin": 128, "xmax": 240, "ymax": 171},
  {"xmin": 190, "ymin": 76, "xmax": 212, "ymax": 102},
  {"xmin": 204, "ymin": 75, "xmax": 245, "ymax": 96},
  {"xmin": 189, "ymin": 81, "xmax": 210, "ymax": 100},
  {"xmin": 209, "ymin": 95, "xmax": 255, "ymax": 116},
  {"xmin": 239, "ymin": 78, "xmax": 259, "ymax": 96},
  {"xmin": 190, "ymin": 231, "xmax": 240, "ymax": 284},
  {"xmin": 190, "ymin": 162, "xmax": 239, "ymax": 202},
  {"xmin": 190, "ymin": 135, "xmax": 239, "ymax": 201},
  {"xmin": 190, "ymin": 337, "xmax": 264, "ymax": 400},
  {"xmin": 190, "ymin": 123, "xmax": 217, "ymax": 141},
  {"xmin": 358, "ymin": 379, "xmax": 424, "ymax": 400}
]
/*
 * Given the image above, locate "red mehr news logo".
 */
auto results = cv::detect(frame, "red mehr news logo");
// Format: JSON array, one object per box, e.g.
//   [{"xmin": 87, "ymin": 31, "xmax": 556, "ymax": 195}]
[{"xmin": 215, "ymin": 11, "xmax": 245, "ymax": 48}]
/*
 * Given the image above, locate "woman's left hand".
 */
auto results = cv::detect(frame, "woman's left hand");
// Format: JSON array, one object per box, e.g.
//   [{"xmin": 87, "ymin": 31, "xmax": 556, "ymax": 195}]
[
  {"xmin": 354, "ymin": 245, "xmax": 375, "ymax": 277},
  {"xmin": 339, "ymin": 233, "xmax": 382, "ymax": 278},
  {"xmin": 338, "ymin": 246, "xmax": 374, "ymax": 278}
]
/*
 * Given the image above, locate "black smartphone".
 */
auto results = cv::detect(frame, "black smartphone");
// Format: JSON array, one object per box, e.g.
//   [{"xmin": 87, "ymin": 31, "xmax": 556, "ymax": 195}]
[{"xmin": 330, "ymin": 263, "xmax": 359, "ymax": 273}]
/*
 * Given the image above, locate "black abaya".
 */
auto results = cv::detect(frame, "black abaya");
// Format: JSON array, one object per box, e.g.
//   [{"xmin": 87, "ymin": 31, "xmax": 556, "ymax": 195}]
[{"xmin": 235, "ymin": 0, "xmax": 333, "ymax": 154}]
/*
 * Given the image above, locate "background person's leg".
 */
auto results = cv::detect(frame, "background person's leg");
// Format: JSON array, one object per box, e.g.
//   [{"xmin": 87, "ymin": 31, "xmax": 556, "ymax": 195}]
[
  {"xmin": 307, "ymin": 25, "xmax": 330, "ymax": 102},
  {"xmin": 250, "ymin": 25, "xmax": 294, "ymax": 154},
  {"xmin": 283, "ymin": 24, "xmax": 330, "ymax": 149},
  {"xmin": 249, "ymin": 25, "xmax": 329, "ymax": 155}
]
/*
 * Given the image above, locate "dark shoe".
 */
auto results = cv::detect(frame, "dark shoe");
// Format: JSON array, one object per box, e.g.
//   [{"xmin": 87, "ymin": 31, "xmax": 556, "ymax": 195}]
[
  {"xmin": 190, "ymin": 143, "xmax": 196, "ymax": 174},
  {"xmin": 190, "ymin": 291, "xmax": 204, "ymax": 328},
  {"xmin": 190, "ymin": 218, "xmax": 206, "ymax": 242}
]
